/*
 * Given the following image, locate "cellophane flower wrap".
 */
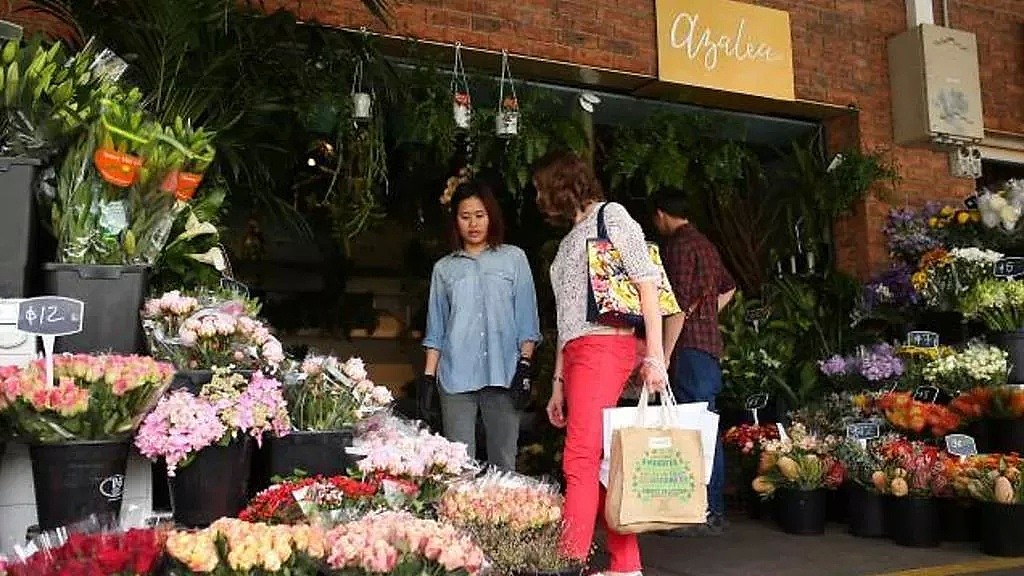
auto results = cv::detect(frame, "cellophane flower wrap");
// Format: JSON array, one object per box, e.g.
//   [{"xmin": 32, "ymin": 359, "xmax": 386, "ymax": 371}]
[
  {"xmin": 872, "ymin": 438, "xmax": 952, "ymax": 498},
  {"xmin": 165, "ymin": 518, "xmax": 325, "ymax": 575},
  {"xmin": 876, "ymin": 392, "xmax": 961, "ymax": 437},
  {"xmin": 751, "ymin": 423, "xmax": 844, "ymax": 497},
  {"xmin": 353, "ymin": 415, "xmax": 478, "ymax": 507},
  {"xmin": 324, "ymin": 512, "xmax": 486, "ymax": 576},
  {"xmin": 833, "ymin": 434, "xmax": 901, "ymax": 494},
  {"xmin": 921, "ymin": 343, "xmax": 1008, "ymax": 391},
  {"xmin": 0, "ymin": 354, "xmax": 173, "ymax": 443},
  {"xmin": 240, "ymin": 475, "xmax": 380, "ymax": 526},
  {"xmin": 0, "ymin": 518, "xmax": 164, "ymax": 576},
  {"xmin": 135, "ymin": 370, "xmax": 291, "ymax": 476},
  {"xmin": 141, "ymin": 289, "xmax": 284, "ymax": 372},
  {"xmin": 910, "ymin": 247, "xmax": 1003, "ymax": 311},
  {"xmin": 437, "ymin": 471, "xmax": 575, "ymax": 575},
  {"xmin": 284, "ymin": 354, "xmax": 393, "ymax": 431},
  {"xmin": 959, "ymin": 279, "xmax": 1024, "ymax": 332},
  {"xmin": 723, "ymin": 424, "xmax": 779, "ymax": 458},
  {"xmin": 957, "ymin": 454, "xmax": 1024, "ymax": 504}
]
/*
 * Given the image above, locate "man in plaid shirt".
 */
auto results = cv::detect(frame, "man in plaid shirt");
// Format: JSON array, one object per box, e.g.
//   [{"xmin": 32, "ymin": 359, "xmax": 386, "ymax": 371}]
[{"xmin": 652, "ymin": 189, "xmax": 736, "ymax": 536}]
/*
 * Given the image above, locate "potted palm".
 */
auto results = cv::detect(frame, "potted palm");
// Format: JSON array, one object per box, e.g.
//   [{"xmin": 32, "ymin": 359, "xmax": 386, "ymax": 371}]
[
  {"xmin": 268, "ymin": 354, "xmax": 393, "ymax": 480},
  {"xmin": 134, "ymin": 369, "xmax": 290, "ymax": 527},
  {"xmin": 0, "ymin": 353, "xmax": 173, "ymax": 529},
  {"xmin": 751, "ymin": 423, "xmax": 845, "ymax": 535}
]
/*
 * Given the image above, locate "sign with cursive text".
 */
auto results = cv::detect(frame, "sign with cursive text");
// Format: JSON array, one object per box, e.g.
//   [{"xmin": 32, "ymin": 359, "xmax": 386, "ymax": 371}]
[{"xmin": 655, "ymin": 0, "xmax": 795, "ymax": 100}]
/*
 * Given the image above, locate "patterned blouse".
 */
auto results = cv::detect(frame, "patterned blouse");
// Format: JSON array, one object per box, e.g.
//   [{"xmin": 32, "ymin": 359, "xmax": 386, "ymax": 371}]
[{"xmin": 549, "ymin": 202, "xmax": 659, "ymax": 348}]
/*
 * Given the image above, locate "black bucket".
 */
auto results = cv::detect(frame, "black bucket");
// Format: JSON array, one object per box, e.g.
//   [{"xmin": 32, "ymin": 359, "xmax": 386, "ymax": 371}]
[
  {"xmin": 0, "ymin": 158, "xmax": 41, "ymax": 297},
  {"xmin": 967, "ymin": 419, "xmax": 993, "ymax": 455},
  {"xmin": 29, "ymin": 440, "xmax": 130, "ymax": 530},
  {"xmin": 775, "ymin": 488, "xmax": 827, "ymax": 535},
  {"xmin": 827, "ymin": 483, "xmax": 849, "ymax": 523},
  {"xmin": 265, "ymin": 429, "xmax": 355, "ymax": 480},
  {"xmin": 42, "ymin": 263, "xmax": 149, "ymax": 354},
  {"xmin": 888, "ymin": 497, "xmax": 940, "ymax": 548},
  {"xmin": 980, "ymin": 502, "xmax": 1024, "ymax": 557},
  {"xmin": 991, "ymin": 418, "xmax": 1024, "ymax": 455},
  {"xmin": 848, "ymin": 484, "xmax": 886, "ymax": 538},
  {"xmin": 168, "ymin": 437, "xmax": 254, "ymax": 528},
  {"xmin": 996, "ymin": 331, "xmax": 1024, "ymax": 385},
  {"xmin": 168, "ymin": 370, "xmax": 215, "ymax": 393},
  {"xmin": 939, "ymin": 498, "xmax": 980, "ymax": 542},
  {"xmin": 514, "ymin": 566, "xmax": 585, "ymax": 576}
]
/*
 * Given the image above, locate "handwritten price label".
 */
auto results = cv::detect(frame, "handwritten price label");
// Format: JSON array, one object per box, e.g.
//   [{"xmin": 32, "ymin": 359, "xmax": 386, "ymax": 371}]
[
  {"xmin": 745, "ymin": 392, "xmax": 769, "ymax": 411},
  {"xmin": 945, "ymin": 434, "xmax": 978, "ymax": 458},
  {"xmin": 846, "ymin": 422, "xmax": 881, "ymax": 441},
  {"xmin": 744, "ymin": 307, "xmax": 771, "ymax": 324},
  {"xmin": 17, "ymin": 297, "xmax": 84, "ymax": 337},
  {"xmin": 913, "ymin": 385, "xmax": 940, "ymax": 404},
  {"xmin": 993, "ymin": 258, "xmax": 1024, "ymax": 280},
  {"xmin": 906, "ymin": 331, "xmax": 939, "ymax": 348}
]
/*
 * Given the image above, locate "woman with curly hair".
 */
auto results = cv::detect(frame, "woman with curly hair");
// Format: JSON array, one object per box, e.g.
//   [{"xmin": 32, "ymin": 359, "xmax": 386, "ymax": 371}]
[{"xmin": 532, "ymin": 151, "xmax": 668, "ymax": 576}]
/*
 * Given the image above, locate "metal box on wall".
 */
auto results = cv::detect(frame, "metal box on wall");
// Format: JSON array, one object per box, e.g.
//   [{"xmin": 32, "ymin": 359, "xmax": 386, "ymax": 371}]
[{"xmin": 888, "ymin": 24, "xmax": 984, "ymax": 147}]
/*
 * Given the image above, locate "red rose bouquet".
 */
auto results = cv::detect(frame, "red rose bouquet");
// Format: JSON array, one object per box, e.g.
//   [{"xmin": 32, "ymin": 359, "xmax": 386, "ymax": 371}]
[
  {"xmin": 0, "ymin": 528, "xmax": 164, "ymax": 575},
  {"xmin": 723, "ymin": 424, "xmax": 779, "ymax": 457},
  {"xmin": 240, "ymin": 475, "xmax": 379, "ymax": 525}
]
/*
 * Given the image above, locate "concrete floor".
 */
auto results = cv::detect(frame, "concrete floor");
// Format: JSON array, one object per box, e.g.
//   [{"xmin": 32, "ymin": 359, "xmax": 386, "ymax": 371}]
[{"xmin": 591, "ymin": 516, "xmax": 1024, "ymax": 576}]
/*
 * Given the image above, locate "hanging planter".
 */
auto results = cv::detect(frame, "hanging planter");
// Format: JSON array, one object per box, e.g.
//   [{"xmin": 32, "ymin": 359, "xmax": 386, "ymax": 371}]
[
  {"xmin": 451, "ymin": 43, "xmax": 472, "ymax": 131},
  {"xmin": 495, "ymin": 49, "xmax": 519, "ymax": 138},
  {"xmin": 351, "ymin": 59, "xmax": 373, "ymax": 122}
]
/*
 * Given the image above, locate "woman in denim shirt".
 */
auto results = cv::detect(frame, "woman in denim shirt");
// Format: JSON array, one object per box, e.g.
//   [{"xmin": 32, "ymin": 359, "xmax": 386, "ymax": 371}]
[{"xmin": 420, "ymin": 180, "xmax": 541, "ymax": 471}]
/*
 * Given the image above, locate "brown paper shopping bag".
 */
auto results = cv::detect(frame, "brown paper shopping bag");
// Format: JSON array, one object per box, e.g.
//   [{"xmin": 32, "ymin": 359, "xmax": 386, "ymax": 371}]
[{"xmin": 605, "ymin": 388, "xmax": 707, "ymax": 534}]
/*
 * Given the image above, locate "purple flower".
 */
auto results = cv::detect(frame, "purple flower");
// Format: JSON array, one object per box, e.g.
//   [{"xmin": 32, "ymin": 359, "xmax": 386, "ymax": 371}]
[
  {"xmin": 863, "ymin": 265, "xmax": 920, "ymax": 311},
  {"xmin": 883, "ymin": 208, "xmax": 942, "ymax": 266},
  {"xmin": 854, "ymin": 345, "xmax": 905, "ymax": 382},
  {"xmin": 819, "ymin": 355, "xmax": 850, "ymax": 377}
]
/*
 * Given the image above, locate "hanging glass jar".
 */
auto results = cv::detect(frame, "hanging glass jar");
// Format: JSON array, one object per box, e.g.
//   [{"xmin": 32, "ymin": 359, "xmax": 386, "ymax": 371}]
[
  {"xmin": 495, "ymin": 50, "xmax": 519, "ymax": 138},
  {"xmin": 451, "ymin": 43, "xmax": 472, "ymax": 130},
  {"xmin": 351, "ymin": 60, "xmax": 373, "ymax": 122}
]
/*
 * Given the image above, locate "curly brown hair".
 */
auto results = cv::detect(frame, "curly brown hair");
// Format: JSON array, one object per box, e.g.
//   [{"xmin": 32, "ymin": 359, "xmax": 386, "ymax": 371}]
[{"xmin": 531, "ymin": 150, "xmax": 604, "ymax": 226}]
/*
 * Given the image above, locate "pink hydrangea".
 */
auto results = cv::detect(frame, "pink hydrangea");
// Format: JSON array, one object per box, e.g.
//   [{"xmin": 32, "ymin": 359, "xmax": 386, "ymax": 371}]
[{"xmin": 135, "ymin": 390, "xmax": 226, "ymax": 476}]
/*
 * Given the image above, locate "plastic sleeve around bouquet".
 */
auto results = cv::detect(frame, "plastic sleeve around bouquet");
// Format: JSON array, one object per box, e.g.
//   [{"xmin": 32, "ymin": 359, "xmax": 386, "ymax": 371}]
[
  {"xmin": 0, "ymin": 508, "xmax": 166, "ymax": 576},
  {"xmin": 437, "ymin": 469, "xmax": 563, "ymax": 531},
  {"xmin": 143, "ymin": 301, "xmax": 273, "ymax": 371}
]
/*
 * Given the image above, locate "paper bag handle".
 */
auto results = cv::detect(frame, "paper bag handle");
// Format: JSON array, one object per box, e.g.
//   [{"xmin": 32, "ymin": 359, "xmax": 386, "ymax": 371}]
[{"xmin": 635, "ymin": 386, "xmax": 678, "ymax": 429}]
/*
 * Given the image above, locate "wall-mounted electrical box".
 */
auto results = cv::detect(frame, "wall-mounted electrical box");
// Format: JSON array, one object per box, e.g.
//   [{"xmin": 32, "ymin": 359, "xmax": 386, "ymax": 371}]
[{"xmin": 888, "ymin": 24, "xmax": 984, "ymax": 147}]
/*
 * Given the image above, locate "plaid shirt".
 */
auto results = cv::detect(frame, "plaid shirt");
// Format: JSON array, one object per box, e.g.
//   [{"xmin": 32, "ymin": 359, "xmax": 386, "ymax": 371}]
[{"xmin": 662, "ymin": 224, "xmax": 735, "ymax": 359}]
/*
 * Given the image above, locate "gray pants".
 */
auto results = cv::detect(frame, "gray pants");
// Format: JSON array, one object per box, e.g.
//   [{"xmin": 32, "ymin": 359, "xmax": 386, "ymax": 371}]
[{"xmin": 440, "ymin": 386, "xmax": 519, "ymax": 471}]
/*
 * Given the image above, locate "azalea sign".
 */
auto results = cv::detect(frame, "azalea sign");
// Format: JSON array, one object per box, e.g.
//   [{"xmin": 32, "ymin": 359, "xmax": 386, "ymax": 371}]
[{"xmin": 655, "ymin": 0, "xmax": 795, "ymax": 100}]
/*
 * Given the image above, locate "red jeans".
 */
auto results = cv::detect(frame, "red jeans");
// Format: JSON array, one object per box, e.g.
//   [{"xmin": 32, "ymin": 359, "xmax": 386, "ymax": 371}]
[{"xmin": 561, "ymin": 335, "xmax": 641, "ymax": 572}]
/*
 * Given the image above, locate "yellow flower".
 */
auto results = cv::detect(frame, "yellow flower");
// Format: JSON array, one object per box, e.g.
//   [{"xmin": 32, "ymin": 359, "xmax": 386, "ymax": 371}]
[
  {"xmin": 928, "ymin": 217, "xmax": 939, "ymax": 228},
  {"xmin": 911, "ymin": 271, "xmax": 928, "ymax": 290},
  {"xmin": 956, "ymin": 211, "xmax": 971, "ymax": 224},
  {"xmin": 970, "ymin": 210, "xmax": 981, "ymax": 222},
  {"xmin": 940, "ymin": 205, "xmax": 955, "ymax": 217}
]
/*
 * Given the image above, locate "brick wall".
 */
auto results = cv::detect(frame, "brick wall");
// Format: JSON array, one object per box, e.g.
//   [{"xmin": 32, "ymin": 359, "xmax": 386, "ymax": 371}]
[{"xmin": 281, "ymin": 0, "xmax": 1023, "ymax": 277}]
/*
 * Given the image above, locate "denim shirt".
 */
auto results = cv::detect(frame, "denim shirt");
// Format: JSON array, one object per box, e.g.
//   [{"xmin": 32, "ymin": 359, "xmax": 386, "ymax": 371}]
[{"xmin": 423, "ymin": 244, "xmax": 542, "ymax": 394}]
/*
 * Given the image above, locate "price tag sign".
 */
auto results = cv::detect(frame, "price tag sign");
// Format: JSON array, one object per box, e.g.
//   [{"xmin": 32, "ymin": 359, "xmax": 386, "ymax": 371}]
[
  {"xmin": 945, "ymin": 434, "xmax": 978, "ymax": 459},
  {"xmin": 744, "ymin": 307, "xmax": 771, "ymax": 324},
  {"xmin": 913, "ymin": 385, "xmax": 940, "ymax": 404},
  {"xmin": 745, "ymin": 392, "xmax": 769, "ymax": 426},
  {"xmin": 993, "ymin": 257, "xmax": 1024, "ymax": 280},
  {"xmin": 17, "ymin": 296, "xmax": 84, "ymax": 336},
  {"xmin": 906, "ymin": 331, "xmax": 939, "ymax": 348},
  {"xmin": 16, "ymin": 296, "xmax": 85, "ymax": 389},
  {"xmin": 219, "ymin": 277, "xmax": 250, "ymax": 297},
  {"xmin": 846, "ymin": 422, "xmax": 881, "ymax": 441}
]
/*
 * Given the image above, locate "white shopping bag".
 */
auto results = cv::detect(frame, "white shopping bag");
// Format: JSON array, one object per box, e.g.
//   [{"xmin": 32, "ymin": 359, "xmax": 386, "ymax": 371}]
[{"xmin": 600, "ymin": 392, "xmax": 719, "ymax": 487}]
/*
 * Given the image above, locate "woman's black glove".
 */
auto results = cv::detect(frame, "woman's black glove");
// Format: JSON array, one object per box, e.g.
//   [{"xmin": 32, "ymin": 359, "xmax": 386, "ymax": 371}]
[
  {"xmin": 510, "ymin": 357, "xmax": 533, "ymax": 410},
  {"xmin": 417, "ymin": 374, "xmax": 442, "ymax": 422}
]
